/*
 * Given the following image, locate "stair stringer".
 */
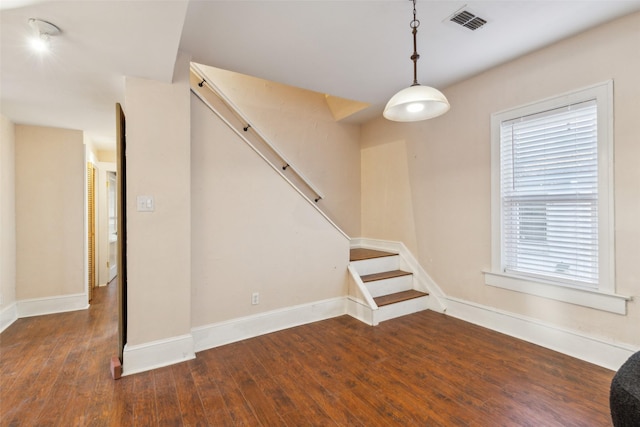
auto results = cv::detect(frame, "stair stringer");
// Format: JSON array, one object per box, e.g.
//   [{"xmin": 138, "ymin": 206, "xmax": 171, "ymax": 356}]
[
  {"xmin": 350, "ymin": 238, "xmax": 447, "ymax": 314},
  {"xmin": 346, "ymin": 265, "xmax": 377, "ymax": 326}
]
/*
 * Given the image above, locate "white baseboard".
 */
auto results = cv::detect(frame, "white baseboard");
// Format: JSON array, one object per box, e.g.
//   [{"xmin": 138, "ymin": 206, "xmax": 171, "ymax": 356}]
[
  {"xmin": 444, "ymin": 296, "xmax": 637, "ymax": 371},
  {"xmin": 122, "ymin": 334, "xmax": 195, "ymax": 376},
  {"xmin": 1, "ymin": 302, "xmax": 18, "ymax": 333},
  {"xmin": 192, "ymin": 297, "xmax": 346, "ymax": 353},
  {"xmin": 16, "ymin": 293, "xmax": 88, "ymax": 318}
]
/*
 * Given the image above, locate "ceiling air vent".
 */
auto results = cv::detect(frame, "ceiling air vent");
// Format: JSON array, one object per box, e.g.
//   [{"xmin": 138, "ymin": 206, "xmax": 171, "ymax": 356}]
[{"xmin": 450, "ymin": 10, "xmax": 487, "ymax": 31}]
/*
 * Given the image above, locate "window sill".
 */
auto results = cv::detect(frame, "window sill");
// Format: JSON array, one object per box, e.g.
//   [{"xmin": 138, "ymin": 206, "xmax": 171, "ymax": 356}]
[{"xmin": 483, "ymin": 271, "xmax": 630, "ymax": 315}]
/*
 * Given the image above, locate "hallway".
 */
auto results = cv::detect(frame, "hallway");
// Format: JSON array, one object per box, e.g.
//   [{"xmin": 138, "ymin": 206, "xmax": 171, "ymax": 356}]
[{"xmin": 1, "ymin": 283, "xmax": 119, "ymax": 425}]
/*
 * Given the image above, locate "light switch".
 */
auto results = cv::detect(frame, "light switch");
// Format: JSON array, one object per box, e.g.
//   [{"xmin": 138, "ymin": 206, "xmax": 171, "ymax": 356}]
[{"xmin": 136, "ymin": 195, "xmax": 155, "ymax": 212}]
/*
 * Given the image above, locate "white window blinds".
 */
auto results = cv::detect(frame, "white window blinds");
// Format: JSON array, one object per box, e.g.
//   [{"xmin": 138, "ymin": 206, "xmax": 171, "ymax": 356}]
[{"xmin": 500, "ymin": 99, "xmax": 599, "ymax": 287}]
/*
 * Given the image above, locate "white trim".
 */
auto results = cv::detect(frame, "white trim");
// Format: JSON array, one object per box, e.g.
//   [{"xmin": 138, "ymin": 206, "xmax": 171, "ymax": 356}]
[
  {"xmin": 374, "ymin": 295, "xmax": 430, "ymax": 324},
  {"xmin": 444, "ymin": 295, "xmax": 637, "ymax": 371},
  {"xmin": 489, "ymin": 80, "xmax": 617, "ymax": 301},
  {"xmin": 346, "ymin": 297, "xmax": 376, "ymax": 326},
  {"xmin": 347, "ymin": 264, "xmax": 377, "ymax": 308},
  {"xmin": 350, "ymin": 237, "xmax": 447, "ymax": 312},
  {"xmin": 484, "ymin": 270, "xmax": 630, "ymax": 314},
  {"xmin": 192, "ymin": 297, "xmax": 346, "ymax": 353},
  {"xmin": 16, "ymin": 293, "xmax": 89, "ymax": 318},
  {"xmin": 0, "ymin": 302, "xmax": 18, "ymax": 333},
  {"xmin": 122, "ymin": 334, "xmax": 195, "ymax": 376}
]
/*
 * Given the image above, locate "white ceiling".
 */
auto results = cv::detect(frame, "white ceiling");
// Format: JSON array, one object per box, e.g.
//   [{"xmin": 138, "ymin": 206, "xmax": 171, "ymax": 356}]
[{"xmin": 2, "ymin": 0, "xmax": 640, "ymax": 148}]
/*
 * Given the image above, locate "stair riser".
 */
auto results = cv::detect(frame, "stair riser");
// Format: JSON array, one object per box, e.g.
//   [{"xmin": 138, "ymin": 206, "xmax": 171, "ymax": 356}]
[
  {"xmin": 366, "ymin": 276, "xmax": 413, "ymax": 298},
  {"xmin": 374, "ymin": 296, "xmax": 430, "ymax": 323},
  {"xmin": 351, "ymin": 255, "xmax": 400, "ymax": 276}
]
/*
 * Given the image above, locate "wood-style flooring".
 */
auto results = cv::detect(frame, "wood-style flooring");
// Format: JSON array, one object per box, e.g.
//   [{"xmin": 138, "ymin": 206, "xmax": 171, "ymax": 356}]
[{"xmin": 1, "ymin": 283, "xmax": 615, "ymax": 426}]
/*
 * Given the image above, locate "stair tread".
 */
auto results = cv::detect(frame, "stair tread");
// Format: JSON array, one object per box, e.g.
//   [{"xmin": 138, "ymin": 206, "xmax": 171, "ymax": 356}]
[
  {"xmin": 350, "ymin": 248, "xmax": 397, "ymax": 262},
  {"xmin": 361, "ymin": 270, "xmax": 412, "ymax": 282},
  {"xmin": 374, "ymin": 290, "xmax": 428, "ymax": 307}
]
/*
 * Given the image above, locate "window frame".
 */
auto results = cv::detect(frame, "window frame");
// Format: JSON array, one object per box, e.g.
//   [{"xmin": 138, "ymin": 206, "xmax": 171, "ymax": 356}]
[{"xmin": 485, "ymin": 80, "xmax": 629, "ymax": 314}]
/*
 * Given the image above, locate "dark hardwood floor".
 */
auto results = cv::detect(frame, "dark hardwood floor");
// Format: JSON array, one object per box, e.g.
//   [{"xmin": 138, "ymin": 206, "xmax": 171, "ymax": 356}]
[{"xmin": 1, "ymin": 282, "xmax": 615, "ymax": 426}]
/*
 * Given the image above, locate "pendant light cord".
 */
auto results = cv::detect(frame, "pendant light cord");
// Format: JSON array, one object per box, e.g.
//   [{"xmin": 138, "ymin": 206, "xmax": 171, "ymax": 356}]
[{"xmin": 410, "ymin": 0, "xmax": 421, "ymax": 86}]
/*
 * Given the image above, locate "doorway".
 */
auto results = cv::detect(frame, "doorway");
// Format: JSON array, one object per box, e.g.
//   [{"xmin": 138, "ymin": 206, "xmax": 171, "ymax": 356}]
[{"xmin": 107, "ymin": 171, "xmax": 117, "ymax": 282}]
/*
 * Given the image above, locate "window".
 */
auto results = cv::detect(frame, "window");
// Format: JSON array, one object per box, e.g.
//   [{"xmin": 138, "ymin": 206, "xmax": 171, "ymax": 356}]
[
  {"xmin": 501, "ymin": 99, "xmax": 599, "ymax": 286},
  {"xmin": 485, "ymin": 81, "xmax": 628, "ymax": 314}
]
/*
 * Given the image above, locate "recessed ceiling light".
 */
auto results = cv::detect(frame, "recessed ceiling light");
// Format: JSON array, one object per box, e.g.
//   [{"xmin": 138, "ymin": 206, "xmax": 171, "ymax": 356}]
[{"xmin": 28, "ymin": 18, "xmax": 61, "ymax": 53}]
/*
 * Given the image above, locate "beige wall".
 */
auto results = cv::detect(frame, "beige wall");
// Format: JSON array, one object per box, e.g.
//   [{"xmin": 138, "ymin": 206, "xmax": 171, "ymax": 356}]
[
  {"xmin": 1, "ymin": 115, "xmax": 16, "ymax": 309},
  {"xmin": 97, "ymin": 150, "xmax": 116, "ymax": 163},
  {"xmin": 361, "ymin": 138, "xmax": 419, "ymax": 254},
  {"xmin": 197, "ymin": 66, "xmax": 361, "ymax": 237},
  {"xmin": 191, "ymin": 93, "xmax": 350, "ymax": 327},
  {"xmin": 361, "ymin": 12, "xmax": 640, "ymax": 346},
  {"xmin": 124, "ymin": 52, "xmax": 192, "ymax": 346},
  {"xmin": 15, "ymin": 125, "xmax": 85, "ymax": 299},
  {"xmin": 124, "ymin": 53, "xmax": 356, "ymax": 347}
]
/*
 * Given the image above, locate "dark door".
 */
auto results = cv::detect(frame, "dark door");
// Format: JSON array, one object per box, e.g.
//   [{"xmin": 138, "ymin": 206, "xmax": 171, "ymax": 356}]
[{"xmin": 116, "ymin": 103, "xmax": 127, "ymax": 362}]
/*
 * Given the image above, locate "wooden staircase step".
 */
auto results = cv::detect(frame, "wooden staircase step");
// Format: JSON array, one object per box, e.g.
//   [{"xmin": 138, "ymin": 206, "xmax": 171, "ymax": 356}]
[
  {"xmin": 360, "ymin": 270, "xmax": 412, "ymax": 283},
  {"xmin": 374, "ymin": 290, "xmax": 428, "ymax": 307},
  {"xmin": 350, "ymin": 248, "xmax": 397, "ymax": 262}
]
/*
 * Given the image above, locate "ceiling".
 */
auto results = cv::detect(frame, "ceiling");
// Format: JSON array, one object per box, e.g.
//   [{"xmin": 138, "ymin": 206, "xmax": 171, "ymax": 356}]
[{"xmin": 2, "ymin": 1, "xmax": 640, "ymax": 149}]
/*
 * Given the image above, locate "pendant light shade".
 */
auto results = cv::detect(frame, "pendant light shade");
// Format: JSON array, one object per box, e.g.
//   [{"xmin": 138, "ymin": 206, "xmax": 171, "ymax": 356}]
[
  {"xmin": 384, "ymin": 0, "xmax": 449, "ymax": 122},
  {"xmin": 383, "ymin": 85, "xmax": 450, "ymax": 121}
]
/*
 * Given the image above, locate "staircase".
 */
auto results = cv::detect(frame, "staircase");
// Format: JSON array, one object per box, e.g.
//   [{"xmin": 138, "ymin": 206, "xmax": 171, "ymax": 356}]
[{"xmin": 348, "ymin": 248, "xmax": 429, "ymax": 325}]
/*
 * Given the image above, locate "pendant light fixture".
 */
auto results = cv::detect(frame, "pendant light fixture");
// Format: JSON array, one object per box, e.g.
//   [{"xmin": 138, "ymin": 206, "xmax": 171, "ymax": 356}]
[{"xmin": 383, "ymin": 0, "xmax": 450, "ymax": 122}]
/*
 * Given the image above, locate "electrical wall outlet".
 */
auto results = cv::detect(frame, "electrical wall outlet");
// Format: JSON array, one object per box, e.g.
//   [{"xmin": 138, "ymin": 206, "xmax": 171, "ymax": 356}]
[{"xmin": 251, "ymin": 292, "xmax": 259, "ymax": 305}]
